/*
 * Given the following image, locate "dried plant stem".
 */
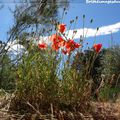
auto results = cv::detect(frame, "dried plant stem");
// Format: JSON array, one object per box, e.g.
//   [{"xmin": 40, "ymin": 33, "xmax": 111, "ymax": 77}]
[
  {"xmin": 26, "ymin": 101, "xmax": 43, "ymax": 118},
  {"xmin": 50, "ymin": 103, "xmax": 54, "ymax": 120}
]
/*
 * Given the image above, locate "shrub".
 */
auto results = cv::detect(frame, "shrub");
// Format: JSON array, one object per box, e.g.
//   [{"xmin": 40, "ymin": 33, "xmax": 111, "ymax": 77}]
[
  {"xmin": 9, "ymin": 23, "xmax": 102, "ymax": 114},
  {"xmin": 0, "ymin": 53, "xmax": 16, "ymax": 91},
  {"xmin": 100, "ymin": 46, "xmax": 120, "ymax": 101}
]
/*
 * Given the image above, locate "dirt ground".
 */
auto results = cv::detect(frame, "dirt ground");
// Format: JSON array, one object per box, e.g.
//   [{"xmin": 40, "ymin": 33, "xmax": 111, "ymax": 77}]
[
  {"xmin": 0, "ymin": 95, "xmax": 120, "ymax": 120},
  {"xmin": 91, "ymin": 101, "xmax": 120, "ymax": 120}
]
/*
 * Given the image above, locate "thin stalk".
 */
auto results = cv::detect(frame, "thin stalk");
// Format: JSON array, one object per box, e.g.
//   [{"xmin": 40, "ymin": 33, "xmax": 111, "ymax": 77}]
[
  {"xmin": 72, "ymin": 16, "xmax": 78, "ymax": 39},
  {"xmin": 93, "ymin": 27, "xmax": 99, "ymax": 45},
  {"xmin": 61, "ymin": 8, "xmax": 66, "ymax": 23}
]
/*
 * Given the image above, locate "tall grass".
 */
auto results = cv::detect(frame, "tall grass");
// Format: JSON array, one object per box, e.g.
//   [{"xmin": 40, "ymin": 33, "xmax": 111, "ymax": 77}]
[{"xmin": 9, "ymin": 14, "xmax": 104, "ymax": 115}]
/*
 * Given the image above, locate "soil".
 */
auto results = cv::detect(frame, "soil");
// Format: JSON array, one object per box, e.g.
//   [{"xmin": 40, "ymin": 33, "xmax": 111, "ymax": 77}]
[{"xmin": 0, "ymin": 95, "xmax": 120, "ymax": 120}]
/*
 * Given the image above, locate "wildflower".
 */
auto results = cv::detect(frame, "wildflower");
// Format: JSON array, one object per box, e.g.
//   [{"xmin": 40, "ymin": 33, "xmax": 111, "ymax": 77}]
[
  {"xmin": 58, "ymin": 24, "xmax": 66, "ymax": 33},
  {"xmin": 50, "ymin": 34, "xmax": 66, "ymax": 51},
  {"xmin": 38, "ymin": 43, "xmax": 47, "ymax": 49},
  {"xmin": 50, "ymin": 34, "xmax": 63, "ymax": 43},
  {"xmin": 65, "ymin": 39, "xmax": 81, "ymax": 54},
  {"xmin": 75, "ymin": 43, "xmax": 81, "ymax": 48},
  {"xmin": 52, "ymin": 43, "xmax": 59, "ymax": 51},
  {"xmin": 93, "ymin": 44, "xmax": 102, "ymax": 53},
  {"xmin": 50, "ymin": 34, "xmax": 58, "ymax": 42}
]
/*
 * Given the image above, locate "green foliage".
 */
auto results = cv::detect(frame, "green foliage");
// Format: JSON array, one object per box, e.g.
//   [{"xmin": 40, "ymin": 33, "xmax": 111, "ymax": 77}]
[
  {"xmin": 11, "ymin": 0, "xmax": 69, "ymax": 41},
  {"xmin": 103, "ymin": 46, "xmax": 120, "ymax": 80},
  {"xmin": 10, "ymin": 43, "xmax": 98, "ymax": 113},
  {"xmin": 11, "ymin": 44, "xmax": 60, "ymax": 112},
  {"xmin": 98, "ymin": 46, "xmax": 120, "ymax": 101},
  {"xmin": 0, "ymin": 54, "xmax": 16, "ymax": 91}
]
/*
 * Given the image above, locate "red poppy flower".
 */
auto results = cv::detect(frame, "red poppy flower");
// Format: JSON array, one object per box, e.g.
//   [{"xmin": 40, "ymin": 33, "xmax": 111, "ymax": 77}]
[
  {"xmin": 52, "ymin": 40, "xmax": 65, "ymax": 51},
  {"xmin": 50, "ymin": 34, "xmax": 66, "ymax": 51},
  {"xmin": 75, "ymin": 43, "xmax": 81, "ymax": 48},
  {"xmin": 58, "ymin": 24, "xmax": 66, "ymax": 33},
  {"xmin": 50, "ymin": 34, "xmax": 58, "ymax": 42},
  {"xmin": 50, "ymin": 34, "xmax": 63, "ymax": 43},
  {"xmin": 65, "ymin": 39, "xmax": 81, "ymax": 54},
  {"xmin": 93, "ymin": 44, "xmax": 102, "ymax": 53},
  {"xmin": 58, "ymin": 39, "xmax": 66, "ymax": 47},
  {"xmin": 38, "ymin": 43, "xmax": 47, "ymax": 49},
  {"xmin": 52, "ymin": 43, "xmax": 59, "ymax": 51}
]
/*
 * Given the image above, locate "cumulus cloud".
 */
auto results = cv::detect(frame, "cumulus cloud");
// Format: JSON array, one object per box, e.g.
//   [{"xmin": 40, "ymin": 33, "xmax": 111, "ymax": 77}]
[
  {"xmin": 66, "ymin": 22, "xmax": 120, "ymax": 39},
  {"xmin": 5, "ymin": 40, "xmax": 25, "ymax": 55}
]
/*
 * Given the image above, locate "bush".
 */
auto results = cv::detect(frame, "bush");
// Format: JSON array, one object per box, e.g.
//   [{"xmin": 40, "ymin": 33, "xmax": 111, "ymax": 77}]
[
  {"xmin": 0, "ymin": 53, "xmax": 16, "ymax": 91},
  {"xmin": 9, "ymin": 24, "xmax": 102, "ymax": 114},
  {"xmin": 100, "ymin": 46, "xmax": 120, "ymax": 101},
  {"xmin": 10, "ymin": 44, "xmax": 60, "ymax": 112}
]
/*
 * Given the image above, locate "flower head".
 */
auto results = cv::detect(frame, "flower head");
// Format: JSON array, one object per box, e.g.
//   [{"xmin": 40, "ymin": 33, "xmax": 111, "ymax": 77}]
[
  {"xmin": 93, "ymin": 44, "xmax": 102, "ymax": 53},
  {"xmin": 64, "ymin": 39, "xmax": 81, "ymax": 54},
  {"xmin": 52, "ymin": 43, "xmax": 59, "ymax": 51},
  {"xmin": 50, "ymin": 34, "xmax": 58, "ymax": 42},
  {"xmin": 38, "ymin": 43, "xmax": 47, "ymax": 49},
  {"xmin": 58, "ymin": 24, "xmax": 66, "ymax": 33},
  {"xmin": 50, "ymin": 34, "xmax": 66, "ymax": 51}
]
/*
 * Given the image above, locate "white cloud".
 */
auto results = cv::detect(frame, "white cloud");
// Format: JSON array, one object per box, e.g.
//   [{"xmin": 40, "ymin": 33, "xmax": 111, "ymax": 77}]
[
  {"xmin": 66, "ymin": 22, "xmax": 120, "ymax": 39},
  {"xmin": 5, "ymin": 40, "xmax": 25, "ymax": 55}
]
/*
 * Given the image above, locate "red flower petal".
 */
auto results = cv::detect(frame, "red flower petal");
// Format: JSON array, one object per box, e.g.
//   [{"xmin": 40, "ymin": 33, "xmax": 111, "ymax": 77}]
[
  {"xmin": 65, "ymin": 39, "xmax": 81, "ymax": 54},
  {"xmin": 58, "ymin": 24, "xmax": 66, "ymax": 33},
  {"xmin": 52, "ymin": 43, "xmax": 59, "ymax": 51},
  {"xmin": 38, "ymin": 43, "xmax": 47, "ymax": 49},
  {"xmin": 93, "ymin": 44, "xmax": 102, "ymax": 53}
]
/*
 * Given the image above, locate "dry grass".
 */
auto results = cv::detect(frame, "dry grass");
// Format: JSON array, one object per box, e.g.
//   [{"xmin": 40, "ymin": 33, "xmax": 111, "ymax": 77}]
[
  {"xmin": 0, "ymin": 94, "xmax": 120, "ymax": 120},
  {"xmin": 91, "ymin": 101, "xmax": 120, "ymax": 120}
]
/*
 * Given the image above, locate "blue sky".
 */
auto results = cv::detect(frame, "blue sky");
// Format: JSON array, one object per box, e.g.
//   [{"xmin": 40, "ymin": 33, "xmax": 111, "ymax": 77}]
[
  {"xmin": 0, "ymin": 3, "xmax": 15, "ymax": 41},
  {"xmin": 61, "ymin": 3, "xmax": 120, "ymax": 48},
  {"xmin": 0, "ymin": 1, "xmax": 120, "ymax": 48}
]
